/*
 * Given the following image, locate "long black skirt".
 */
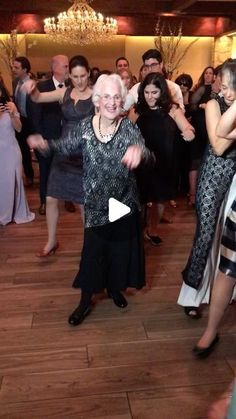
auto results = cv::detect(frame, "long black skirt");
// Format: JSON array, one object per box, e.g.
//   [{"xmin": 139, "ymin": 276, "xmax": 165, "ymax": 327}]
[{"xmin": 73, "ymin": 212, "xmax": 145, "ymax": 293}]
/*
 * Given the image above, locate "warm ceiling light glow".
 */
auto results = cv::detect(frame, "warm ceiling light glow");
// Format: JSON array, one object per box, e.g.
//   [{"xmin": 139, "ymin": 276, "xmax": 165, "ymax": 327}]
[{"xmin": 44, "ymin": 0, "xmax": 118, "ymax": 45}]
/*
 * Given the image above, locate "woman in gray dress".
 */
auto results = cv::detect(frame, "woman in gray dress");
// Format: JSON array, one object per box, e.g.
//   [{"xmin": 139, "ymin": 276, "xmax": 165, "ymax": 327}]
[
  {"xmin": 26, "ymin": 56, "xmax": 94, "ymax": 256},
  {"xmin": 0, "ymin": 80, "xmax": 34, "ymax": 225}
]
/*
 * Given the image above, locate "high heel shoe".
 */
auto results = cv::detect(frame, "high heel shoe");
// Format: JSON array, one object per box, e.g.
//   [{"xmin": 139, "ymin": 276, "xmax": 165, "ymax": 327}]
[
  {"xmin": 193, "ymin": 334, "xmax": 220, "ymax": 359},
  {"xmin": 36, "ymin": 242, "xmax": 59, "ymax": 258}
]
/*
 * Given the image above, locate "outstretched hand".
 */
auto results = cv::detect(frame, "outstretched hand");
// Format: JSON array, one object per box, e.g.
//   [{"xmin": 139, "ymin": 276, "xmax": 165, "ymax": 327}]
[
  {"xmin": 27, "ymin": 134, "xmax": 49, "ymax": 151},
  {"xmin": 22, "ymin": 79, "xmax": 37, "ymax": 95},
  {"xmin": 121, "ymin": 144, "xmax": 142, "ymax": 169}
]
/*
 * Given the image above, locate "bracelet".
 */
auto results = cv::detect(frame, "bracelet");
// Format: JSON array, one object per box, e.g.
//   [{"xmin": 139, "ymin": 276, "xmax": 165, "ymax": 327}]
[{"xmin": 10, "ymin": 111, "xmax": 20, "ymax": 118}]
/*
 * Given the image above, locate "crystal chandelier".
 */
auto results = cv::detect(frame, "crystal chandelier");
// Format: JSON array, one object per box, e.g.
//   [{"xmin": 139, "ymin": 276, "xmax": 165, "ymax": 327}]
[{"xmin": 44, "ymin": 0, "xmax": 118, "ymax": 46}]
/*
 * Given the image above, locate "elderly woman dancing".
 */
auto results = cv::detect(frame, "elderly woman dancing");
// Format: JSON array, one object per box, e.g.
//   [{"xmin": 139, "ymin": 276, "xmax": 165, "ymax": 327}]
[{"xmin": 28, "ymin": 74, "xmax": 153, "ymax": 326}]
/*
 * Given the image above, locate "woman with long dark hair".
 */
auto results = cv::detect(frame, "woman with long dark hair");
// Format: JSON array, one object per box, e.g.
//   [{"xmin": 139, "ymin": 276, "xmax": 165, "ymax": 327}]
[{"xmin": 135, "ymin": 72, "xmax": 194, "ymax": 244}]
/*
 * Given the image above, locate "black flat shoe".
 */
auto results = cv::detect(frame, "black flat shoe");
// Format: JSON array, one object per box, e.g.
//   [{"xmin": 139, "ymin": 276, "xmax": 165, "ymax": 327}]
[
  {"xmin": 68, "ymin": 303, "xmax": 92, "ymax": 326},
  {"xmin": 193, "ymin": 334, "xmax": 220, "ymax": 359},
  {"xmin": 184, "ymin": 306, "xmax": 201, "ymax": 319},
  {"xmin": 107, "ymin": 291, "xmax": 128, "ymax": 308}
]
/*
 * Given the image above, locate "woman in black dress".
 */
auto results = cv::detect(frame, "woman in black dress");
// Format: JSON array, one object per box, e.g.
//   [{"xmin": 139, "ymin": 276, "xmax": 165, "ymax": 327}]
[{"xmin": 135, "ymin": 72, "xmax": 195, "ymax": 245}]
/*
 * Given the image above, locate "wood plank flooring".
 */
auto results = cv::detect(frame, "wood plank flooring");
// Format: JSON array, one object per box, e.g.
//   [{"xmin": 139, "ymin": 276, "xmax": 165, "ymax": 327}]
[{"xmin": 0, "ymin": 175, "xmax": 235, "ymax": 419}]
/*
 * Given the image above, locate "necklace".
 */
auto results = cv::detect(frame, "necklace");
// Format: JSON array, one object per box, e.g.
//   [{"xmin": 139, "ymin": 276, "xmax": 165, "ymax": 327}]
[{"xmin": 98, "ymin": 116, "xmax": 118, "ymax": 143}]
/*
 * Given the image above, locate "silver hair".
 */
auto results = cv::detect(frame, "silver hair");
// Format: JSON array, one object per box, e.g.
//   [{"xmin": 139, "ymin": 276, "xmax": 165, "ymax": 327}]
[{"xmin": 92, "ymin": 73, "xmax": 127, "ymax": 108}]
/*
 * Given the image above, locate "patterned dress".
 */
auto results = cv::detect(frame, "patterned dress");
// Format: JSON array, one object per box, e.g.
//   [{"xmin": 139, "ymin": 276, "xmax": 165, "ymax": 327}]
[
  {"xmin": 50, "ymin": 116, "xmax": 152, "ymax": 293},
  {"xmin": 182, "ymin": 95, "xmax": 236, "ymax": 290}
]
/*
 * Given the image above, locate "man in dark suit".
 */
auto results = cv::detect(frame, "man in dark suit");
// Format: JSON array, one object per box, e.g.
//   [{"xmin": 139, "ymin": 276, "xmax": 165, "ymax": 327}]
[
  {"xmin": 12, "ymin": 56, "xmax": 34, "ymax": 186},
  {"xmin": 28, "ymin": 54, "xmax": 75, "ymax": 215}
]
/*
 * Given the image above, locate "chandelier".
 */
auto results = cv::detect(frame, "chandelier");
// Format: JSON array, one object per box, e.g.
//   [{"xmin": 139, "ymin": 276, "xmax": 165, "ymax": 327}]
[{"xmin": 44, "ymin": 0, "xmax": 118, "ymax": 46}]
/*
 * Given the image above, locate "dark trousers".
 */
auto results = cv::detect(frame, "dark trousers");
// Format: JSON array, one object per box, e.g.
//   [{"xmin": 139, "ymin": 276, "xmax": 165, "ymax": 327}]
[
  {"xmin": 15, "ymin": 116, "xmax": 34, "ymax": 180},
  {"xmin": 35, "ymin": 150, "xmax": 53, "ymax": 204}
]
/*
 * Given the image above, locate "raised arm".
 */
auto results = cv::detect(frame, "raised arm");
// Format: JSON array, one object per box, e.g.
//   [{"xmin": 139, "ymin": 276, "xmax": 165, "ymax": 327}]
[
  {"xmin": 205, "ymin": 99, "xmax": 235, "ymax": 156},
  {"xmin": 23, "ymin": 79, "xmax": 65, "ymax": 103},
  {"xmin": 216, "ymin": 100, "xmax": 236, "ymax": 139}
]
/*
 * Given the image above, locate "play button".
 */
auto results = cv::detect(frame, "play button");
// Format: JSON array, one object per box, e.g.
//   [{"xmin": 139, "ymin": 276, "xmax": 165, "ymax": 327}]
[{"xmin": 108, "ymin": 198, "xmax": 131, "ymax": 222}]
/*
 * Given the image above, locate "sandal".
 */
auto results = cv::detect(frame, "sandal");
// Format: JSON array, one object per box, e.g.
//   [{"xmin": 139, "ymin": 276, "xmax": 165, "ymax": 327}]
[{"xmin": 184, "ymin": 306, "xmax": 201, "ymax": 319}]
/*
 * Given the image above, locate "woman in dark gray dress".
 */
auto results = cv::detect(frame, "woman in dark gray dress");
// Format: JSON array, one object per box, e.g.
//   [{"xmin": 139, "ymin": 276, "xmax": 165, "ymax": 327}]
[{"xmin": 27, "ymin": 56, "xmax": 94, "ymax": 256}]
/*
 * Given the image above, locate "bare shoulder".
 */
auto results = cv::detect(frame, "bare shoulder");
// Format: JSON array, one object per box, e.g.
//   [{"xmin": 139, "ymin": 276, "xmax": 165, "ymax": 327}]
[{"xmin": 205, "ymin": 98, "xmax": 221, "ymax": 118}]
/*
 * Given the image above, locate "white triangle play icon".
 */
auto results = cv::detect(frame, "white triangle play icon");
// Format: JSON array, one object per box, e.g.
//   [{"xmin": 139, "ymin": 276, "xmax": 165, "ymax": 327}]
[{"xmin": 108, "ymin": 198, "xmax": 131, "ymax": 222}]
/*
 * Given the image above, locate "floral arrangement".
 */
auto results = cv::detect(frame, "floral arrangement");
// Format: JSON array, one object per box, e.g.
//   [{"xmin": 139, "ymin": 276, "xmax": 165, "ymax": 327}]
[
  {"xmin": 0, "ymin": 29, "xmax": 36, "ymax": 77},
  {"xmin": 154, "ymin": 18, "xmax": 199, "ymax": 79}
]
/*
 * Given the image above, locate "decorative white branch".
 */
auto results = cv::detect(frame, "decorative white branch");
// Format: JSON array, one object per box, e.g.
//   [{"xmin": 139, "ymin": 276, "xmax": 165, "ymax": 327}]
[{"xmin": 154, "ymin": 18, "xmax": 199, "ymax": 79}]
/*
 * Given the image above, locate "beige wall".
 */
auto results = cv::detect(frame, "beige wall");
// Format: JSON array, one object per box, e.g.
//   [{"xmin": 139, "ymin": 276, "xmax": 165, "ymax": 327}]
[
  {"xmin": 27, "ymin": 34, "xmax": 214, "ymax": 84},
  {"xmin": 214, "ymin": 36, "xmax": 234, "ymax": 64},
  {"xmin": 0, "ymin": 33, "xmax": 235, "ymax": 92},
  {"xmin": 25, "ymin": 34, "xmax": 126, "ymax": 74},
  {"xmin": 125, "ymin": 36, "xmax": 214, "ymax": 83}
]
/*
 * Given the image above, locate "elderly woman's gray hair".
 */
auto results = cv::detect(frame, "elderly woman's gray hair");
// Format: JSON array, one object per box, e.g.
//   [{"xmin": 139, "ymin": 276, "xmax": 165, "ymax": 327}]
[{"xmin": 92, "ymin": 73, "xmax": 127, "ymax": 108}]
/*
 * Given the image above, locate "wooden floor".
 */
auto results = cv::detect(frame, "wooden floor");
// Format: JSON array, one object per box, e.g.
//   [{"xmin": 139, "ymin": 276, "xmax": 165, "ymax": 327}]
[{"xmin": 0, "ymin": 175, "xmax": 235, "ymax": 419}]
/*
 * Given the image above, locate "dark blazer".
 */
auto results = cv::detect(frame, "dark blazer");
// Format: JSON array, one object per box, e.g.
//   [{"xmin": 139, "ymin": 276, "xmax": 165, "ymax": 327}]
[{"xmin": 27, "ymin": 78, "xmax": 62, "ymax": 139}]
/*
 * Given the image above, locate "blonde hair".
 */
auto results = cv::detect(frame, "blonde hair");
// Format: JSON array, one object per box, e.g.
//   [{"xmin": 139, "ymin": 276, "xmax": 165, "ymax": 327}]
[{"xmin": 92, "ymin": 73, "xmax": 127, "ymax": 108}]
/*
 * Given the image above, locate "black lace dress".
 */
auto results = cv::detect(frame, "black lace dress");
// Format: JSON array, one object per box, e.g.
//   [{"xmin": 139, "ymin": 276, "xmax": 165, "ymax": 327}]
[
  {"xmin": 182, "ymin": 95, "xmax": 236, "ymax": 290},
  {"xmin": 49, "ymin": 116, "xmax": 153, "ymax": 293}
]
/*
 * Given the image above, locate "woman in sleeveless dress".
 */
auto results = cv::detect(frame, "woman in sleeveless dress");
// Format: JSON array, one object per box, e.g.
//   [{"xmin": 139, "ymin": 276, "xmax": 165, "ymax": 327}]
[
  {"xmin": 26, "ymin": 56, "xmax": 94, "ymax": 256},
  {"xmin": 0, "ymin": 81, "xmax": 34, "ymax": 225},
  {"xmin": 133, "ymin": 72, "xmax": 194, "ymax": 245},
  {"xmin": 178, "ymin": 59, "xmax": 236, "ymax": 318}
]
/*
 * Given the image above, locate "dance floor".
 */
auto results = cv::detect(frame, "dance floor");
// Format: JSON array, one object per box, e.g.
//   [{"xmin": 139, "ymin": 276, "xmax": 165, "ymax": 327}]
[{"xmin": 0, "ymin": 177, "xmax": 235, "ymax": 419}]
